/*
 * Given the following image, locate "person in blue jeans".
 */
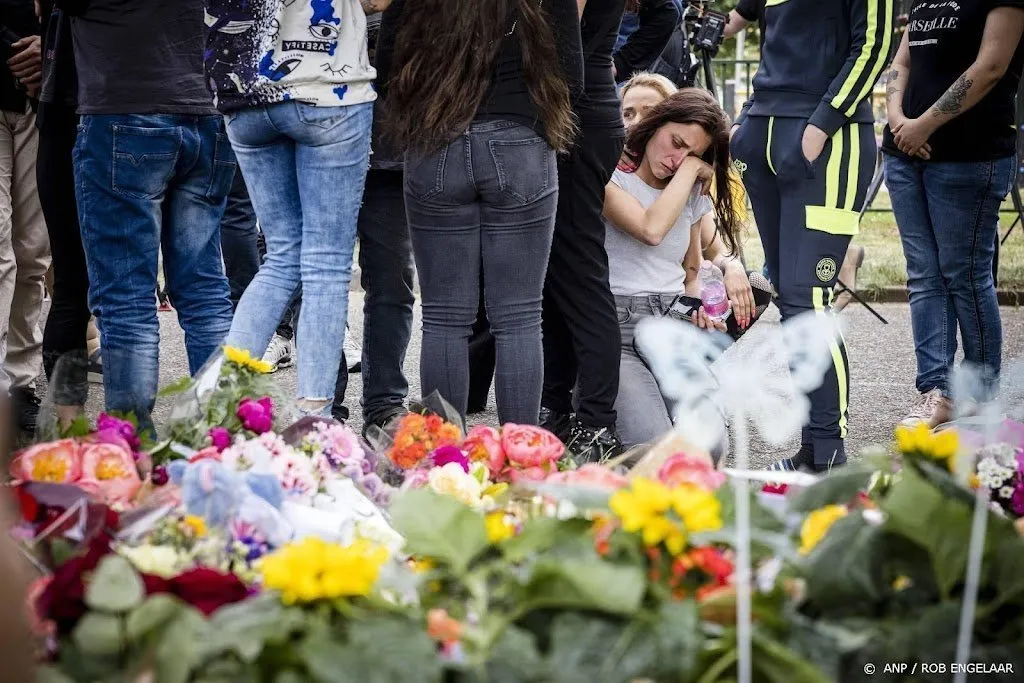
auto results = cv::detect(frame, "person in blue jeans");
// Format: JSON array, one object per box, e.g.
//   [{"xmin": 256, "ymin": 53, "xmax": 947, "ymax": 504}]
[
  {"xmin": 376, "ymin": 0, "xmax": 582, "ymax": 425},
  {"xmin": 883, "ymin": 0, "xmax": 1024, "ymax": 428},
  {"xmin": 67, "ymin": 0, "xmax": 234, "ymax": 429},
  {"xmin": 205, "ymin": 0, "xmax": 380, "ymax": 418}
]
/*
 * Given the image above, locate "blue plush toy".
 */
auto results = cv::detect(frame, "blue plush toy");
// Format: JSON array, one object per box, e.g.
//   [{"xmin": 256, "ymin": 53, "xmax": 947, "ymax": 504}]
[{"xmin": 167, "ymin": 458, "xmax": 283, "ymax": 528}]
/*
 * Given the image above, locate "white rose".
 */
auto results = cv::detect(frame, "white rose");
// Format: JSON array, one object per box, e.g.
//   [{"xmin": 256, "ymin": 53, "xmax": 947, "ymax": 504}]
[
  {"xmin": 118, "ymin": 544, "xmax": 184, "ymax": 578},
  {"xmin": 428, "ymin": 463, "xmax": 483, "ymax": 508}
]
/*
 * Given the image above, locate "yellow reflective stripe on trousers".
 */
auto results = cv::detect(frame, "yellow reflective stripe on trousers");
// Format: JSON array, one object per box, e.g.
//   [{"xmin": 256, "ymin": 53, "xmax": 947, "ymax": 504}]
[
  {"xmin": 767, "ymin": 116, "xmax": 777, "ymax": 176},
  {"xmin": 831, "ymin": 0, "xmax": 883, "ymax": 116},
  {"xmin": 765, "ymin": 0, "xmax": 791, "ymax": 5},
  {"xmin": 813, "ymin": 288, "xmax": 849, "ymax": 438},
  {"xmin": 825, "ymin": 127, "xmax": 844, "ymax": 210},
  {"xmin": 844, "ymin": 124, "xmax": 861, "ymax": 211},
  {"xmin": 806, "ymin": 206, "xmax": 860, "ymax": 235}
]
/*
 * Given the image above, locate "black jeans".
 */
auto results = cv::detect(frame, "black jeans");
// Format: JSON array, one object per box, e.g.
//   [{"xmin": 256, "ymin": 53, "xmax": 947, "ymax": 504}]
[
  {"xmin": 542, "ymin": 129, "xmax": 624, "ymax": 429},
  {"xmin": 38, "ymin": 103, "xmax": 90, "ymax": 405},
  {"xmin": 335, "ymin": 169, "xmax": 416, "ymax": 424},
  {"xmin": 220, "ymin": 166, "xmax": 260, "ymax": 310},
  {"xmin": 405, "ymin": 121, "xmax": 558, "ymax": 424}
]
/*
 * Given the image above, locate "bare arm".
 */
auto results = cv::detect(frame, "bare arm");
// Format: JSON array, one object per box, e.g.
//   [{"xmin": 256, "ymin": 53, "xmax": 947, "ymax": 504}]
[
  {"xmin": 361, "ymin": 0, "xmax": 393, "ymax": 14},
  {"xmin": 578, "ymin": 0, "xmax": 587, "ymax": 18},
  {"xmin": 725, "ymin": 11, "xmax": 752, "ymax": 39},
  {"xmin": 602, "ymin": 160, "xmax": 710, "ymax": 247},
  {"xmin": 883, "ymin": 30, "xmax": 911, "ymax": 126}
]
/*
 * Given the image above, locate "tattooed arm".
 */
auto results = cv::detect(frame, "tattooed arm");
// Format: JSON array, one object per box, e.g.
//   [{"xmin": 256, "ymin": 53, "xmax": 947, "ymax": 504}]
[
  {"xmin": 884, "ymin": 31, "xmax": 911, "ymax": 128},
  {"xmin": 894, "ymin": 7, "xmax": 1024, "ymax": 156},
  {"xmin": 360, "ymin": 0, "xmax": 392, "ymax": 14}
]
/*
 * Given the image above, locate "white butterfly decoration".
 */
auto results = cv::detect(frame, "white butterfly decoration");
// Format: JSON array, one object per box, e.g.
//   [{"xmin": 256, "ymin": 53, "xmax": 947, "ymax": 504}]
[{"xmin": 633, "ymin": 310, "xmax": 844, "ymax": 455}]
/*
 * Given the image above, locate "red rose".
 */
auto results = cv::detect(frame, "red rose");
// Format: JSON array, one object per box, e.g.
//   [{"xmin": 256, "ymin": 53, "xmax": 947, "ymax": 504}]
[
  {"xmin": 141, "ymin": 573, "xmax": 172, "ymax": 596},
  {"xmin": 168, "ymin": 568, "xmax": 249, "ymax": 616},
  {"xmin": 36, "ymin": 534, "xmax": 114, "ymax": 635}
]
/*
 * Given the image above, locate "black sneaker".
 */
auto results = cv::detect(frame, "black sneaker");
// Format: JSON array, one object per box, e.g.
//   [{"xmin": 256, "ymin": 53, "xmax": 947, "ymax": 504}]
[
  {"xmin": 566, "ymin": 421, "xmax": 625, "ymax": 464},
  {"xmin": 768, "ymin": 447, "xmax": 813, "ymax": 473},
  {"xmin": 88, "ymin": 349, "xmax": 103, "ymax": 384},
  {"xmin": 361, "ymin": 407, "xmax": 407, "ymax": 441},
  {"xmin": 10, "ymin": 387, "xmax": 41, "ymax": 434},
  {"xmin": 539, "ymin": 407, "xmax": 573, "ymax": 442}
]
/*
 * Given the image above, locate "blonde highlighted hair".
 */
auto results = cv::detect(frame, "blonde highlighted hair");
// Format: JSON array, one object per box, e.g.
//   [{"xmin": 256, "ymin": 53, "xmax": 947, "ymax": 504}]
[{"xmin": 620, "ymin": 72, "xmax": 678, "ymax": 102}]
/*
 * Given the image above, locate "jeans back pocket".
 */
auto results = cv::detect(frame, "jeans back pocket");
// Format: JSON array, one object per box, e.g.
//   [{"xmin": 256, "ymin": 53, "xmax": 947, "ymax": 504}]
[
  {"xmin": 207, "ymin": 131, "xmax": 238, "ymax": 201},
  {"xmin": 405, "ymin": 145, "xmax": 449, "ymax": 201},
  {"xmin": 112, "ymin": 125, "xmax": 182, "ymax": 200},
  {"xmin": 488, "ymin": 135, "xmax": 554, "ymax": 204}
]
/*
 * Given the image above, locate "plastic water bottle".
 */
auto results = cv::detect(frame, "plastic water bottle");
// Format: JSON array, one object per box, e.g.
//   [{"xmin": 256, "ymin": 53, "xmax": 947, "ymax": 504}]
[{"xmin": 699, "ymin": 260, "xmax": 731, "ymax": 322}]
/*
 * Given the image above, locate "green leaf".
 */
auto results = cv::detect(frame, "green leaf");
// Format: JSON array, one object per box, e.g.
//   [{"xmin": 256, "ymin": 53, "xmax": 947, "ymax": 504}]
[
  {"xmin": 751, "ymin": 629, "xmax": 831, "ymax": 683},
  {"xmin": 802, "ymin": 514, "xmax": 888, "ymax": 611},
  {"xmin": 159, "ymin": 375, "xmax": 195, "ymax": 397},
  {"xmin": 389, "ymin": 489, "xmax": 488, "ymax": 573},
  {"xmin": 990, "ymin": 531, "xmax": 1024, "ymax": 604},
  {"xmin": 85, "ymin": 555, "xmax": 145, "ymax": 613},
  {"xmin": 202, "ymin": 593, "xmax": 305, "ymax": 662},
  {"xmin": 126, "ymin": 594, "xmax": 183, "ymax": 641},
  {"xmin": 789, "ymin": 465, "xmax": 874, "ymax": 513},
  {"xmin": 649, "ymin": 600, "xmax": 702, "ymax": 679},
  {"xmin": 72, "ymin": 612, "xmax": 123, "ymax": 656},
  {"xmin": 484, "ymin": 625, "xmax": 546, "ymax": 683},
  {"xmin": 303, "ymin": 617, "xmax": 442, "ymax": 683},
  {"xmin": 881, "ymin": 464, "xmax": 973, "ymax": 596},
  {"xmin": 500, "ymin": 517, "xmax": 591, "ymax": 563},
  {"xmin": 521, "ymin": 558, "xmax": 645, "ymax": 616},
  {"xmin": 59, "ymin": 415, "xmax": 93, "ymax": 438},
  {"xmin": 274, "ymin": 671, "xmax": 311, "ymax": 683},
  {"xmin": 34, "ymin": 666, "xmax": 75, "ymax": 683},
  {"xmin": 155, "ymin": 607, "xmax": 211, "ymax": 683},
  {"xmin": 545, "ymin": 613, "xmax": 655, "ymax": 683}
]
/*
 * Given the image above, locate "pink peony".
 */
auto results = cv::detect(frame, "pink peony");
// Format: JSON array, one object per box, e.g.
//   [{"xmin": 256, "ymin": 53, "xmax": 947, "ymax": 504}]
[
  {"xmin": 77, "ymin": 442, "xmax": 143, "ymax": 505},
  {"xmin": 431, "ymin": 445, "xmax": 470, "ymax": 472},
  {"xmin": 502, "ymin": 424, "xmax": 564, "ymax": 472},
  {"xmin": 400, "ymin": 468, "xmax": 431, "ymax": 491},
  {"xmin": 546, "ymin": 464, "xmax": 628, "ymax": 489},
  {"xmin": 509, "ymin": 466, "xmax": 550, "ymax": 483},
  {"xmin": 237, "ymin": 397, "xmax": 274, "ymax": 434},
  {"xmin": 209, "ymin": 427, "xmax": 232, "ymax": 452},
  {"xmin": 11, "ymin": 439, "xmax": 82, "ymax": 484},
  {"xmin": 657, "ymin": 452, "xmax": 726, "ymax": 490},
  {"xmin": 464, "ymin": 425, "xmax": 505, "ymax": 477},
  {"xmin": 96, "ymin": 413, "xmax": 140, "ymax": 450}
]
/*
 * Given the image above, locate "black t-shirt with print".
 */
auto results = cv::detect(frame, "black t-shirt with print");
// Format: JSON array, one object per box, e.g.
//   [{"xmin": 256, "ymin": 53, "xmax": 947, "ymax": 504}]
[{"xmin": 882, "ymin": 0, "xmax": 1024, "ymax": 162}]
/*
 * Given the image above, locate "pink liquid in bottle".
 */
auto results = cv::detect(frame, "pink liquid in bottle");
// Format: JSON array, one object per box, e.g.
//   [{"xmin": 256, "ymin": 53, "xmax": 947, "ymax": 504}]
[{"xmin": 699, "ymin": 260, "xmax": 731, "ymax": 321}]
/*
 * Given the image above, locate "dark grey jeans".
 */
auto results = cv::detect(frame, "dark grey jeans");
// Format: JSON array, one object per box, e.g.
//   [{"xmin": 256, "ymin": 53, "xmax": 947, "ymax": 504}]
[{"xmin": 405, "ymin": 120, "xmax": 558, "ymax": 424}]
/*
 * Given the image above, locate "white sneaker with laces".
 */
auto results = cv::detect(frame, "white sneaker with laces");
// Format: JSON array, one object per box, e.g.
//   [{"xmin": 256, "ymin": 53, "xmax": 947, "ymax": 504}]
[
  {"xmin": 344, "ymin": 330, "xmax": 362, "ymax": 374},
  {"xmin": 261, "ymin": 334, "xmax": 294, "ymax": 373},
  {"xmin": 900, "ymin": 388, "xmax": 952, "ymax": 429}
]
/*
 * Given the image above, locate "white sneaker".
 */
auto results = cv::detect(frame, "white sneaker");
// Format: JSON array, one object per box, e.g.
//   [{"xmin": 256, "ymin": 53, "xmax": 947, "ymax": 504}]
[
  {"xmin": 344, "ymin": 330, "xmax": 362, "ymax": 374},
  {"xmin": 261, "ymin": 334, "xmax": 294, "ymax": 373}
]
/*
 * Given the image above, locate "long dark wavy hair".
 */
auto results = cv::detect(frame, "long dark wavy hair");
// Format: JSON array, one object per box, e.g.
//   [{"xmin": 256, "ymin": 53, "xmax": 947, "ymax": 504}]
[
  {"xmin": 624, "ymin": 88, "xmax": 741, "ymax": 254},
  {"xmin": 384, "ymin": 0, "xmax": 576, "ymax": 155}
]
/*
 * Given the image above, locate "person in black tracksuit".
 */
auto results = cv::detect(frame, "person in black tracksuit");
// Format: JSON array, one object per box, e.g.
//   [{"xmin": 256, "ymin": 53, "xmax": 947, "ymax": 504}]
[{"xmin": 730, "ymin": 0, "xmax": 894, "ymax": 472}]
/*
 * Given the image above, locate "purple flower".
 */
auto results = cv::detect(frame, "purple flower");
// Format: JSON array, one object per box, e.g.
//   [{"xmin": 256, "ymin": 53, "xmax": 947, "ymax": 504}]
[
  {"xmin": 237, "ymin": 397, "xmax": 274, "ymax": 434},
  {"xmin": 151, "ymin": 466, "xmax": 169, "ymax": 486},
  {"xmin": 97, "ymin": 413, "xmax": 140, "ymax": 449},
  {"xmin": 431, "ymin": 445, "xmax": 470, "ymax": 472},
  {"xmin": 209, "ymin": 427, "xmax": 232, "ymax": 452},
  {"xmin": 1011, "ymin": 484, "xmax": 1024, "ymax": 517}
]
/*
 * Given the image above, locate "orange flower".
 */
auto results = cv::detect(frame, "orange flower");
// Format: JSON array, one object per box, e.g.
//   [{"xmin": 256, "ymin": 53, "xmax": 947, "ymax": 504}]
[
  {"xmin": 426, "ymin": 608, "xmax": 463, "ymax": 642},
  {"xmin": 425, "ymin": 414, "xmax": 443, "ymax": 432}
]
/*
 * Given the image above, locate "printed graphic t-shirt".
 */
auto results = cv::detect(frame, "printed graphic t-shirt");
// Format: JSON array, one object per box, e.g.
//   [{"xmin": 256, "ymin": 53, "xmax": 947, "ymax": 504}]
[
  {"xmin": 882, "ymin": 0, "xmax": 1024, "ymax": 162},
  {"xmin": 205, "ymin": 0, "xmax": 376, "ymax": 113}
]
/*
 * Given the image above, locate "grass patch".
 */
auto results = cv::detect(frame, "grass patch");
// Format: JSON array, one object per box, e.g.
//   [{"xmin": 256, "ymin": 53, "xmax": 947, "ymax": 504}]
[{"xmin": 740, "ymin": 193, "xmax": 1024, "ymax": 292}]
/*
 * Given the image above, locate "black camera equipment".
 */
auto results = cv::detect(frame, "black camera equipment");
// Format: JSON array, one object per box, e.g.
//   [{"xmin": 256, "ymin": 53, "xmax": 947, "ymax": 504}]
[{"xmin": 678, "ymin": 2, "xmax": 728, "ymax": 96}]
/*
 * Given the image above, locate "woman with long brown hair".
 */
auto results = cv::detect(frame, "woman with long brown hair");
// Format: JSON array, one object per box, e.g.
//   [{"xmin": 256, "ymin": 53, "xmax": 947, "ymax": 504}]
[
  {"xmin": 376, "ymin": 0, "xmax": 582, "ymax": 424},
  {"xmin": 602, "ymin": 89, "xmax": 746, "ymax": 447}
]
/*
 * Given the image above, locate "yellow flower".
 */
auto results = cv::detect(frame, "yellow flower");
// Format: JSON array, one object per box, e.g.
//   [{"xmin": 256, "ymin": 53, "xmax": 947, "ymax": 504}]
[
  {"xmin": 260, "ymin": 537, "xmax": 388, "ymax": 604},
  {"xmin": 485, "ymin": 512, "xmax": 516, "ymax": 544},
  {"xmin": 609, "ymin": 478, "xmax": 672, "ymax": 532},
  {"xmin": 182, "ymin": 515, "xmax": 207, "ymax": 538},
  {"xmin": 892, "ymin": 575, "xmax": 913, "ymax": 592},
  {"xmin": 639, "ymin": 515, "xmax": 688, "ymax": 555},
  {"xmin": 894, "ymin": 423, "xmax": 959, "ymax": 469},
  {"xmin": 799, "ymin": 505, "xmax": 848, "ymax": 555},
  {"xmin": 968, "ymin": 474, "xmax": 981, "ymax": 490},
  {"xmin": 224, "ymin": 345, "xmax": 273, "ymax": 374},
  {"xmin": 409, "ymin": 557, "xmax": 434, "ymax": 573},
  {"xmin": 671, "ymin": 485, "xmax": 723, "ymax": 534}
]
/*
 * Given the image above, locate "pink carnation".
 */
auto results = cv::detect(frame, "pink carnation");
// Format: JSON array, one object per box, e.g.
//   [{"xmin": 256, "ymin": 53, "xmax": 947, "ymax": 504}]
[
  {"xmin": 96, "ymin": 413, "xmax": 140, "ymax": 450},
  {"xmin": 237, "ymin": 397, "xmax": 274, "ymax": 434},
  {"xmin": 431, "ymin": 445, "xmax": 469, "ymax": 472},
  {"xmin": 208, "ymin": 427, "xmax": 232, "ymax": 452}
]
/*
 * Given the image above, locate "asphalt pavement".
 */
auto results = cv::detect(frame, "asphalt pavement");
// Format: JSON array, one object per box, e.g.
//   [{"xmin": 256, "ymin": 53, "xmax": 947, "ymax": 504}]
[{"xmin": 73, "ymin": 297, "xmax": 1023, "ymax": 470}]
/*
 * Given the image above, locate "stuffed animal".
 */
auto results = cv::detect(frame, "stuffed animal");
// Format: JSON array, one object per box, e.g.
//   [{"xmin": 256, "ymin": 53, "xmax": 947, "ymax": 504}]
[{"xmin": 167, "ymin": 458, "xmax": 283, "ymax": 527}]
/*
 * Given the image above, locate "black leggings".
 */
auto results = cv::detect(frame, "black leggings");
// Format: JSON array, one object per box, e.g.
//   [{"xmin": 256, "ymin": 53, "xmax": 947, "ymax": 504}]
[{"xmin": 38, "ymin": 104, "xmax": 90, "ymax": 405}]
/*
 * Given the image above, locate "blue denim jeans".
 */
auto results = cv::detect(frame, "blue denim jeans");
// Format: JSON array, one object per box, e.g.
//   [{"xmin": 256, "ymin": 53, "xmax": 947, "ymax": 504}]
[
  {"xmin": 220, "ymin": 166, "xmax": 260, "ymax": 310},
  {"xmin": 405, "ymin": 120, "xmax": 558, "ymax": 424},
  {"xmin": 224, "ymin": 101, "xmax": 373, "ymax": 413},
  {"xmin": 74, "ymin": 114, "xmax": 235, "ymax": 427},
  {"xmin": 883, "ymin": 154, "xmax": 1013, "ymax": 399}
]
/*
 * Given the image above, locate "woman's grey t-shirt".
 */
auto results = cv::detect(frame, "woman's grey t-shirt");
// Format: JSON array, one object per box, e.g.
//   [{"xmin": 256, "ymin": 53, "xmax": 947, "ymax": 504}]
[{"xmin": 605, "ymin": 168, "xmax": 714, "ymax": 296}]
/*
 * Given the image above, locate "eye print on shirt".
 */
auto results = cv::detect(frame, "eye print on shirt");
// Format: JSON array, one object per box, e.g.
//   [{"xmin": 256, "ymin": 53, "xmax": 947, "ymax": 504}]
[{"xmin": 309, "ymin": 23, "xmax": 340, "ymax": 41}]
